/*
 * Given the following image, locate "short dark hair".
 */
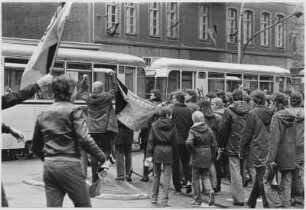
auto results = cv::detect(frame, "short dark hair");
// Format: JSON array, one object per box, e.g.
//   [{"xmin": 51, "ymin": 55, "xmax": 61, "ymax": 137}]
[
  {"xmin": 251, "ymin": 90, "xmax": 266, "ymax": 105},
  {"xmin": 151, "ymin": 89, "xmax": 162, "ymax": 102},
  {"xmin": 185, "ymin": 89, "xmax": 198, "ymax": 102},
  {"xmin": 232, "ymin": 89, "xmax": 243, "ymax": 101},
  {"xmin": 175, "ymin": 91, "xmax": 186, "ymax": 104},
  {"xmin": 273, "ymin": 92, "xmax": 288, "ymax": 107},
  {"xmin": 290, "ymin": 91, "xmax": 303, "ymax": 107},
  {"xmin": 52, "ymin": 76, "xmax": 76, "ymax": 102}
]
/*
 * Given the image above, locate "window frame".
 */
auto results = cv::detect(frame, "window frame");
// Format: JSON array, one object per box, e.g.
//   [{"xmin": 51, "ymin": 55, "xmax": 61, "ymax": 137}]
[
  {"xmin": 166, "ymin": 2, "xmax": 179, "ymax": 39},
  {"xmin": 275, "ymin": 13, "xmax": 285, "ymax": 49},
  {"xmin": 243, "ymin": 9, "xmax": 254, "ymax": 45},
  {"xmin": 227, "ymin": 7, "xmax": 238, "ymax": 44},
  {"xmin": 260, "ymin": 11, "xmax": 271, "ymax": 47},
  {"xmin": 105, "ymin": 2, "xmax": 120, "ymax": 35},
  {"xmin": 149, "ymin": 2, "xmax": 161, "ymax": 37},
  {"xmin": 199, "ymin": 4, "xmax": 210, "ymax": 41},
  {"xmin": 125, "ymin": 3, "xmax": 138, "ymax": 35}
]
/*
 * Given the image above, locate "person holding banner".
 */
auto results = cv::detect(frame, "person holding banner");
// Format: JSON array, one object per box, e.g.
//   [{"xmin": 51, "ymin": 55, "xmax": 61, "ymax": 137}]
[{"xmin": 80, "ymin": 70, "xmax": 118, "ymax": 183}]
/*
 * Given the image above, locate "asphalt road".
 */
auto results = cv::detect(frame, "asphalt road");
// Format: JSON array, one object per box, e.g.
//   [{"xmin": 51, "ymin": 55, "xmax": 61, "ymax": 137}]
[{"xmin": 2, "ymin": 151, "xmax": 303, "ymax": 208}]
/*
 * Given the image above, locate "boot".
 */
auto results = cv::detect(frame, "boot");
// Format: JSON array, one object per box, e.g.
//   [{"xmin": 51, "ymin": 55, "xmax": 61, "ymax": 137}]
[{"xmin": 140, "ymin": 166, "xmax": 149, "ymax": 182}]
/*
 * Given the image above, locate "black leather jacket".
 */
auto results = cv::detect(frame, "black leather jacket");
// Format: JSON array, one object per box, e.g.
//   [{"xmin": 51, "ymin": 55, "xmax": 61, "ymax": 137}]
[{"xmin": 32, "ymin": 101, "xmax": 106, "ymax": 162}]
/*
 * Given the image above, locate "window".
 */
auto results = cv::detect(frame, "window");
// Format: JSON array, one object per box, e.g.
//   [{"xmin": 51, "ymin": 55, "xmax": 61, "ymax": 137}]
[
  {"xmin": 244, "ymin": 74, "xmax": 258, "ymax": 91},
  {"xmin": 260, "ymin": 12, "xmax": 270, "ymax": 47},
  {"xmin": 259, "ymin": 75, "xmax": 273, "ymax": 93},
  {"xmin": 199, "ymin": 4, "xmax": 209, "ymax": 40},
  {"xmin": 199, "ymin": 72, "xmax": 206, "ymax": 79},
  {"xmin": 125, "ymin": 66, "xmax": 135, "ymax": 92},
  {"xmin": 275, "ymin": 14, "xmax": 284, "ymax": 48},
  {"xmin": 243, "ymin": 10, "xmax": 253, "ymax": 44},
  {"xmin": 278, "ymin": 77, "xmax": 285, "ymax": 92},
  {"xmin": 106, "ymin": 3, "xmax": 119, "ymax": 35},
  {"xmin": 125, "ymin": 3, "xmax": 137, "ymax": 35},
  {"xmin": 226, "ymin": 73, "xmax": 242, "ymax": 92},
  {"xmin": 182, "ymin": 71, "xmax": 193, "ymax": 90},
  {"xmin": 149, "ymin": 3, "xmax": 160, "ymax": 36},
  {"xmin": 166, "ymin": 2, "xmax": 179, "ymax": 38},
  {"xmin": 156, "ymin": 77, "xmax": 167, "ymax": 101},
  {"xmin": 227, "ymin": 8, "xmax": 238, "ymax": 43},
  {"xmin": 168, "ymin": 70, "xmax": 180, "ymax": 93},
  {"xmin": 208, "ymin": 72, "xmax": 224, "ymax": 92},
  {"xmin": 137, "ymin": 68, "xmax": 146, "ymax": 98}
]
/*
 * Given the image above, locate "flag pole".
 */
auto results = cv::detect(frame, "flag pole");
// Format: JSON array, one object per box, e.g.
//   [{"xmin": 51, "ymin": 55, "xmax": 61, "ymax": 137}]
[{"xmin": 49, "ymin": 2, "xmax": 70, "ymax": 75}]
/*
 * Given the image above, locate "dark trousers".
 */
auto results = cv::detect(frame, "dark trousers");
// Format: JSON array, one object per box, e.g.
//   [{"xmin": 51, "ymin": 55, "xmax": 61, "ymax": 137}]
[
  {"xmin": 248, "ymin": 166, "xmax": 268, "ymax": 208},
  {"xmin": 90, "ymin": 132, "xmax": 114, "ymax": 182},
  {"xmin": 115, "ymin": 144, "xmax": 132, "ymax": 179},
  {"xmin": 43, "ymin": 159, "xmax": 91, "ymax": 207},
  {"xmin": 1, "ymin": 183, "xmax": 8, "ymax": 207},
  {"xmin": 172, "ymin": 144, "xmax": 191, "ymax": 191}
]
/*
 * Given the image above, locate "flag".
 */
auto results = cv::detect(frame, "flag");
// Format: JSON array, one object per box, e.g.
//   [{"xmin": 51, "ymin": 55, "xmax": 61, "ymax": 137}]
[
  {"xmin": 20, "ymin": 2, "xmax": 72, "ymax": 89},
  {"xmin": 115, "ymin": 79, "xmax": 157, "ymax": 131}
]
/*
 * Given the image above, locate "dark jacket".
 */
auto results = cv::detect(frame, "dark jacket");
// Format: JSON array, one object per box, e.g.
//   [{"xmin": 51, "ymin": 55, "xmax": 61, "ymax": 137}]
[
  {"xmin": 172, "ymin": 103, "xmax": 193, "ymax": 145},
  {"xmin": 186, "ymin": 122, "xmax": 216, "ymax": 168},
  {"xmin": 267, "ymin": 108, "xmax": 296, "ymax": 170},
  {"xmin": 113, "ymin": 121, "xmax": 133, "ymax": 145},
  {"xmin": 2, "ymin": 83, "xmax": 39, "ymax": 110},
  {"xmin": 294, "ymin": 108, "xmax": 304, "ymax": 164},
  {"xmin": 32, "ymin": 101, "xmax": 106, "ymax": 163},
  {"xmin": 80, "ymin": 76, "xmax": 118, "ymax": 133},
  {"xmin": 240, "ymin": 105, "xmax": 274, "ymax": 167},
  {"xmin": 204, "ymin": 113, "xmax": 222, "ymax": 148},
  {"xmin": 146, "ymin": 117, "xmax": 178, "ymax": 164},
  {"xmin": 220, "ymin": 101, "xmax": 251, "ymax": 156}
]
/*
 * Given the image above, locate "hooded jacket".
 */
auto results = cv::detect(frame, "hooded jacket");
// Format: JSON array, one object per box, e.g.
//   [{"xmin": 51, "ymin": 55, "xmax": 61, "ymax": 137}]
[
  {"xmin": 172, "ymin": 103, "xmax": 193, "ymax": 144},
  {"xmin": 267, "ymin": 108, "xmax": 297, "ymax": 170},
  {"xmin": 147, "ymin": 117, "xmax": 178, "ymax": 164},
  {"xmin": 220, "ymin": 101, "xmax": 251, "ymax": 156},
  {"xmin": 240, "ymin": 105, "xmax": 274, "ymax": 167},
  {"xmin": 186, "ymin": 122, "xmax": 216, "ymax": 168},
  {"xmin": 80, "ymin": 76, "xmax": 118, "ymax": 133}
]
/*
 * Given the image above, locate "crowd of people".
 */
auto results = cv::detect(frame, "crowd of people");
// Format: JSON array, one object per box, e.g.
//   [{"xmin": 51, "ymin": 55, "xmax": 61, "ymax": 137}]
[
  {"xmin": 1, "ymin": 71, "xmax": 304, "ymax": 208},
  {"xmin": 140, "ymin": 86, "xmax": 304, "ymax": 208}
]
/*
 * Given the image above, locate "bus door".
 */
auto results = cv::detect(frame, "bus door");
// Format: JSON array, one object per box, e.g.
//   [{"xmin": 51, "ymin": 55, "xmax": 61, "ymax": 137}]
[
  {"xmin": 195, "ymin": 71, "xmax": 207, "ymax": 99},
  {"xmin": 226, "ymin": 73, "xmax": 242, "ymax": 92}
]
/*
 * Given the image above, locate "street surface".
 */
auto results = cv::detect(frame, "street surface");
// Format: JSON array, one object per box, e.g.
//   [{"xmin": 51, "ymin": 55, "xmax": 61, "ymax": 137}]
[{"xmin": 2, "ymin": 150, "xmax": 303, "ymax": 208}]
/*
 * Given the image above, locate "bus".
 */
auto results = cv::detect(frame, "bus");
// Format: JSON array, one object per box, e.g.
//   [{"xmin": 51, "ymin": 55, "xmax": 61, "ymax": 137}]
[
  {"xmin": 144, "ymin": 57, "xmax": 291, "ymax": 100},
  {"xmin": 2, "ymin": 41, "xmax": 146, "ymax": 160}
]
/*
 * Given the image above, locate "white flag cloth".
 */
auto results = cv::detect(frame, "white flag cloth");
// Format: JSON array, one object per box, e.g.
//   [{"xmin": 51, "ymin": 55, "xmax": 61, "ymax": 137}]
[{"xmin": 20, "ymin": 2, "xmax": 72, "ymax": 89}]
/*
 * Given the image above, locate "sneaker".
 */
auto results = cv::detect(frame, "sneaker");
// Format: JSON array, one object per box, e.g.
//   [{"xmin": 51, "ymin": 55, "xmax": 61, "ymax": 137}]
[
  {"xmin": 186, "ymin": 184, "xmax": 192, "ymax": 194},
  {"xmin": 126, "ymin": 176, "xmax": 132, "ymax": 182},
  {"xmin": 208, "ymin": 191, "xmax": 215, "ymax": 206},
  {"xmin": 140, "ymin": 177, "xmax": 149, "ymax": 182},
  {"xmin": 191, "ymin": 200, "xmax": 201, "ymax": 206}
]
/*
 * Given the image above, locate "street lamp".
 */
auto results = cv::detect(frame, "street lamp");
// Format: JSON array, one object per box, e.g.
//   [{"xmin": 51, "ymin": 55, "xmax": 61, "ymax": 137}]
[{"xmin": 239, "ymin": 11, "xmax": 303, "ymax": 63}]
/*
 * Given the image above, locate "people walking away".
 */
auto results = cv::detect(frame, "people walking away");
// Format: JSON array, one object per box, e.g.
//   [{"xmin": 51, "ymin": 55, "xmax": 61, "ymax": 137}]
[
  {"xmin": 171, "ymin": 91, "xmax": 193, "ymax": 194},
  {"xmin": 220, "ymin": 89, "xmax": 251, "ymax": 206},
  {"xmin": 264, "ymin": 92, "xmax": 296, "ymax": 208},
  {"xmin": 139, "ymin": 89, "xmax": 162, "ymax": 182},
  {"xmin": 114, "ymin": 121, "xmax": 133, "ymax": 182},
  {"xmin": 186, "ymin": 111, "xmax": 216, "ymax": 207},
  {"xmin": 146, "ymin": 106, "xmax": 178, "ymax": 206},
  {"xmin": 32, "ymin": 76, "xmax": 106, "ymax": 207},
  {"xmin": 80, "ymin": 71, "xmax": 118, "ymax": 183},
  {"xmin": 1, "ymin": 74, "xmax": 53, "ymax": 207},
  {"xmin": 185, "ymin": 89, "xmax": 199, "ymax": 112},
  {"xmin": 240, "ymin": 90, "xmax": 274, "ymax": 208},
  {"xmin": 199, "ymin": 100, "xmax": 221, "ymax": 193}
]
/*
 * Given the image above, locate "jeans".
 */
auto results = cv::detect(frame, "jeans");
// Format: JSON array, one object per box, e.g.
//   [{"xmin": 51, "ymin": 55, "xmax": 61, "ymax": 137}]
[
  {"xmin": 115, "ymin": 144, "xmax": 132, "ymax": 179},
  {"xmin": 172, "ymin": 144, "xmax": 191, "ymax": 191},
  {"xmin": 209, "ymin": 162, "xmax": 217, "ymax": 189},
  {"xmin": 90, "ymin": 132, "xmax": 114, "ymax": 182},
  {"xmin": 264, "ymin": 169, "xmax": 293, "ymax": 208},
  {"xmin": 43, "ymin": 159, "xmax": 91, "ymax": 207},
  {"xmin": 151, "ymin": 163, "xmax": 172, "ymax": 204},
  {"xmin": 192, "ymin": 167, "xmax": 212, "ymax": 204},
  {"xmin": 247, "ymin": 166, "xmax": 268, "ymax": 208},
  {"xmin": 228, "ymin": 156, "xmax": 245, "ymax": 203}
]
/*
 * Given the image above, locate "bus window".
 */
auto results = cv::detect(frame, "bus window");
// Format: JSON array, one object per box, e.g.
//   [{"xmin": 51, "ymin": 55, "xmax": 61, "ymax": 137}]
[
  {"xmin": 145, "ymin": 77, "xmax": 155, "ymax": 99},
  {"xmin": 156, "ymin": 77, "xmax": 167, "ymax": 101},
  {"xmin": 208, "ymin": 72, "xmax": 224, "ymax": 93},
  {"xmin": 67, "ymin": 62, "xmax": 92, "ymax": 100},
  {"xmin": 182, "ymin": 71, "xmax": 193, "ymax": 90},
  {"xmin": 244, "ymin": 74, "xmax": 258, "ymax": 91},
  {"xmin": 259, "ymin": 75, "xmax": 273, "ymax": 94},
  {"xmin": 94, "ymin": 64, "xmax": 117, "ymax": 92},
  {"xmin": 168, "ymin": 71, "xmax": 180, "ymax": 94},
  {"xmin": 137, "ymin": 68, "xmax": 146, "ymax": 98},
  {"xmin": 125, "ymin": 66, "xmax": 135, "ymax": 92},
  {"xmin": 4, "ymin": 65, "xmax": 24, "ymax": 94},
  {"xmin": 226, "ymin": 73, "xmax": 242, "ymax": 92},
  {"xmin": 278, "ymin": 77, "xmax": 285, "ymax": 92}
]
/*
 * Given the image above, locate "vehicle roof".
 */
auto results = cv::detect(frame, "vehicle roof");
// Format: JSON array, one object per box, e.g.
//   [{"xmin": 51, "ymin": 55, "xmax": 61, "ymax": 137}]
[
  {"xmin": 146, "ymin": 57, "xmax": 290, "ymax": 77},
  {"xmin": 2, "ymin": 43, "xmax": 145, "ymax": 67}
]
